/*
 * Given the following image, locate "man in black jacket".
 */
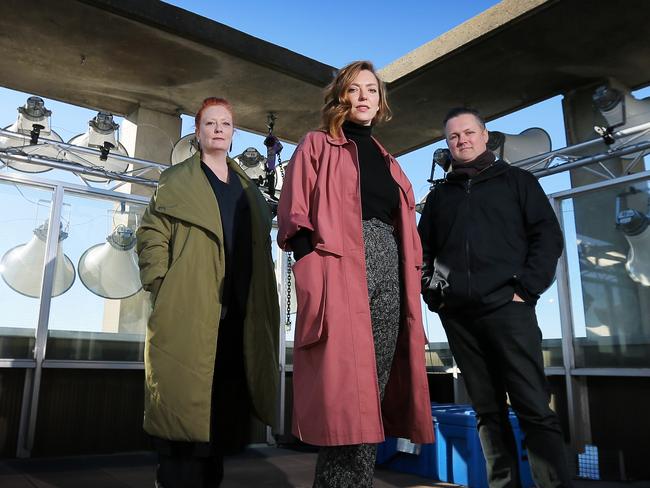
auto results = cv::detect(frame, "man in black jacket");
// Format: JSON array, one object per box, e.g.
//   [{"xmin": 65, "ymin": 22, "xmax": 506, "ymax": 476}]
[{"xmin": 418, "ymin": 107, "xmax": 572, "ymax": 488}]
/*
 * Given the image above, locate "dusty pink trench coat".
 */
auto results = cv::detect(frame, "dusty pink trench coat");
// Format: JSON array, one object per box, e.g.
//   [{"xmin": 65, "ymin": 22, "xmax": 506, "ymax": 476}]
[{"xmin": 277, "ymin": 130, "xmax": 434, "ymax": 446}]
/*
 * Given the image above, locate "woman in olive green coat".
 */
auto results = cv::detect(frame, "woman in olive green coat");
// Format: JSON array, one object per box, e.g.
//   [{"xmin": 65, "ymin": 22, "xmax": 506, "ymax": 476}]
[{"xmin": 136, "ymin": 97, "xmax": 279, "ymax": 488}]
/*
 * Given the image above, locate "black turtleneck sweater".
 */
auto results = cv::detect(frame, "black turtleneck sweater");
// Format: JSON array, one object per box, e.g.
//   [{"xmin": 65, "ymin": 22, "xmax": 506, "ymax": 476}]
[
  {"xmin": 289, "ymin": 121, "xmax": 399, "ymax": 260},
  {"xmin": 343, "ymin": 120, "xmax": 399, "ymax": 223}
]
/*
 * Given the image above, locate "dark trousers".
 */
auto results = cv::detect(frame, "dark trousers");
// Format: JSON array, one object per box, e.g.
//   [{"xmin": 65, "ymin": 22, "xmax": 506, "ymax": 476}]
[
  {"xmin": 155, "ymin": 311, "xmax": 250, "ymax": 488},
  {"xmin": 440, "ymin": 301, "xmax": 573, "ymax": 488},
  {"xmin": 156, "ymin": 449, "xmax": 224, "ymax": 488}
]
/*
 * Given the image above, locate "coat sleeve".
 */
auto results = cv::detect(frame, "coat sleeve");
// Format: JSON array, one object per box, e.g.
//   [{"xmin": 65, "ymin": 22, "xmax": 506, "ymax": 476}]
[
  {"xmin": 514, "ymin": 170, "xmax": 564, "ymax": 302},
  {"xmin": 277, "ymin": 135, "xmax": 318, "ymax": 250},
  {"xmin": 136, "ymin": 194, "xmax": 173, "ymax": 299},
  {"xmin": 417, "ymin": 188, "xmax": 442, "ymax": 311}
]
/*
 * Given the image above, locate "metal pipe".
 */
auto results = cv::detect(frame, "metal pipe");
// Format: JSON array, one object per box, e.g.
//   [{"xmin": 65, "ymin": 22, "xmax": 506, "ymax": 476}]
[
  {"xmin": 0, "ymin": 151, "xmax": 158, "ymax": 187},
  {"xmin": 21, "ymin": 185, "xmax": 65, "ymax": 457},
  {"xmin": 569, "ymin": 368, "xmax": 650, "ymax": 377},
  {"xmin": 41, "ymin": 360, "xmax": 145, "ymax": 370},
  {"xmin": 275, "ymin": 248, "xmax": 288, "ymax": 438},
  {"xmin": 549, "ymin": 169, "xmax": 650, "ymax": 200},
  {"xmin": 16, "ymin": 369, "xmax": 34, "ymax": 457},
  {"xmin": 0, "ymin": 171, "xmax": 152, "ymax": 203},
  {"xmin": 513, "ymin": 121, "xmax": 650, "ymax": 169},
  {"xmin": 0, "ymin": 128, "xmax": 169, "ymax": 170},
  {"xmin": 552, "ymin": 196, "xmax": 586, "ymax": 451},
  {"xmin": 532, "ymin": 141, "xmax": 650, "ymax": 178}
]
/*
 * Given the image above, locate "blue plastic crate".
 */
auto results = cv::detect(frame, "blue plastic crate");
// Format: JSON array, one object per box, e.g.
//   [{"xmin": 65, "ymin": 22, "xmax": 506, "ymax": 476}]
[
  {"xmin": 378, "ymin": 438, "xmax": 437, "ymax": 479},
  {"xmin": 376, "ymin": 436, "xmax": 397, "ymax": 465},
  {"xmin": 434, "ymin": 407, "xmax": 486, "ymax": 487},
  {"xmin": 376, "ymin": 404, "xmax": 466, "ymax": 479},
  {"xmin": 433, "ymin": 404, "xmax": 534, "ymax": 488},
  {"xmin": 377, "ymin": 403, "xmax": 534, "ymax": 487}
]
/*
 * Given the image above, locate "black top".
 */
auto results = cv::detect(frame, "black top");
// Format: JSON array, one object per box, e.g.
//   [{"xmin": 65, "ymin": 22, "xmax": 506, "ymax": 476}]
[
  {"xmin": 342, "ymin": 120, "xmax": 399, "ymax": 225},
  {"xmin": 289, "ymin": 122, "xmax": 400, "ymax": 261},
  {"xmin": 201, "ymin": 162, "xmax": 252, "ymax": 317}
]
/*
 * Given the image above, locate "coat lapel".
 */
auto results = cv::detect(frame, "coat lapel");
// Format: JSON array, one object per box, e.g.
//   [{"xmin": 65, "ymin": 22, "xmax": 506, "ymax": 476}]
[
  {"xmin": 154, "ymin": 152, "xmax": 223, "ymax": 240},
  {"xmin": 154, "ymin": 151, "xmax": 271, "ymax": 246}
]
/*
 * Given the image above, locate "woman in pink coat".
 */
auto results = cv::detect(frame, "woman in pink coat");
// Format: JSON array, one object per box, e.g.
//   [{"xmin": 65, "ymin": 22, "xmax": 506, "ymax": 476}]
[{"xmin": 277, "ymin": 60, "xmax": 434, "ymax": 487}]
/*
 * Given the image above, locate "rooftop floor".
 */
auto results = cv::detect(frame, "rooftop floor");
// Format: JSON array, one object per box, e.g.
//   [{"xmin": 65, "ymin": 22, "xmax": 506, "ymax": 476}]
[{"xmin": 1, "ymin": 446, "xmax": 648, "ymax": 488}]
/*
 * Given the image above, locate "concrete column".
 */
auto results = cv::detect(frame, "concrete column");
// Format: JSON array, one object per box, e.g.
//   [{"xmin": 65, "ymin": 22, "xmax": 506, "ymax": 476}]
[
  {"xmin": 121, "ymin": 107, "xmax": 181, "ymax": 166},
  {"xmin": 102, "ymin": 107, "xmax": 181, "ymax": 334}
]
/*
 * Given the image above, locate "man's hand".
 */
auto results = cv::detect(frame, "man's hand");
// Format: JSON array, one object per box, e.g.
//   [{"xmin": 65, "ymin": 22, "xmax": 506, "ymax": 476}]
[{"xmin": 512, "ymin": 293, "xmax": 525, "ymax": 302}]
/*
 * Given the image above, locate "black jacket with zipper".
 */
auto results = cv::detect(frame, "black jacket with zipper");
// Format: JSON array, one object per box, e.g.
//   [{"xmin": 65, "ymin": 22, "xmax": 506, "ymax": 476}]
[{"xmin": 418, "ymin": 160, "xmax": 563, "ymax": 314}]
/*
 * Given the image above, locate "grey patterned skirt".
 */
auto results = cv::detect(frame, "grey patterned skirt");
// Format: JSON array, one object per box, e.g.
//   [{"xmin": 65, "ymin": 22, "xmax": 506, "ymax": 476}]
[{"xmin": 313, "ymin": 218, "xmax": 401, "ymax": 488}]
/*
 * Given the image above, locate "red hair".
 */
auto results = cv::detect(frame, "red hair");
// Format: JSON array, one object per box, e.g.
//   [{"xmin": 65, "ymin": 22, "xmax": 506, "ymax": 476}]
[{"xmin": 194, "ymin": 97, "xmax": 234, "ymax": 128}]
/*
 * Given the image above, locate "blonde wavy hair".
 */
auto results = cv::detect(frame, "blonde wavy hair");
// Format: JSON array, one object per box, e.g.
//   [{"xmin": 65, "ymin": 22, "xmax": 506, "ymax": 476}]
[{"xmin": 321, "ymin": 60, "xmax": 392, "ymax": 138}]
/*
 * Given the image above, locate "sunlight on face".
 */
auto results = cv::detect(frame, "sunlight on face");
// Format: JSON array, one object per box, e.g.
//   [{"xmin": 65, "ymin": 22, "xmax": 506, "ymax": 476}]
[
  {"xmin": 346, "ymin": 69, "xmax": 380, "ymax": 126},
  {"xmin": 196, "ymin": 104, "xmax": 234, "ymax": 153},
  {"xmin": 445, "ymin": 113, "xmax": 489, "ymax": 163}
]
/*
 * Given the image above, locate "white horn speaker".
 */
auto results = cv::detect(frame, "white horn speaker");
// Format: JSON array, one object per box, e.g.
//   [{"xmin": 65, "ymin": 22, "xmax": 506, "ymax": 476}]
[
  {"xmin": 67, "ymin": 112, "xmax": 129, "ymax": 182},
  {"xmin": 0, "ymin": 222, "xmax": 75, "ymax": 298},
  {"xmin": 616, "ymin": 209, "xmax": 650, "ymax": 287},
  {"xmin": 0, "ymin": 96, "xmax": 64, "ymax": 173},
  {"xmin": 487, "ymin": 128, "xmax": 552, "ymax": 169},
  {"xmin": 170, "ymin": 134, "xmax": 199, "ymax": 165},
  {"xmin": 78, "ymin": 224, "xmax": 142, "ymax": 299}
]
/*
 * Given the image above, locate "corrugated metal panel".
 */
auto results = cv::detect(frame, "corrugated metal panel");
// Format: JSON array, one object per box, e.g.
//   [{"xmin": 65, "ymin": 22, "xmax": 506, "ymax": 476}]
[
  {"xmin": 33, "ymin": 369, "xmax": 149, "ymax": 456},
  {"xmin": 0, "ymin": 369, "xmax": 25, "ymax": 457}
]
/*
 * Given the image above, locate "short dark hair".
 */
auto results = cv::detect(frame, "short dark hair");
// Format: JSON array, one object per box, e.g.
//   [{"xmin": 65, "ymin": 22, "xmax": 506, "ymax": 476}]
[{"xmin": 443, "ymin": 107, "xmax": 486, "ymax": 129}]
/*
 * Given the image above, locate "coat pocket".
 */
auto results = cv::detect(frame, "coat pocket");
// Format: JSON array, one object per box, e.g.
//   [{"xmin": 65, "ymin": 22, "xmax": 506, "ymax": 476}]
[{"xmin": 292, "ymin": 250, "xmax": 327, "ymax": 349}]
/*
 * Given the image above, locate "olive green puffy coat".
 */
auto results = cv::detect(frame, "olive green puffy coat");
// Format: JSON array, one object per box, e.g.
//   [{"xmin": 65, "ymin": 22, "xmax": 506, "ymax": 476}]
[{"xmin": 136, "ymin": 153, "xmax": 279, "ymax": 442}]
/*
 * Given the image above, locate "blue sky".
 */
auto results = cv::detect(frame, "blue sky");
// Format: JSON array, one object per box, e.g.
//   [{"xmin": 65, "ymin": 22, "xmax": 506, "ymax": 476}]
[
  {"xmin": 163, "ymin": 1, "xmax": 499, "ymax": 68},
  {"xmin": 1, "ymin": 1, "xmax": 649, "ymax": 342}
]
